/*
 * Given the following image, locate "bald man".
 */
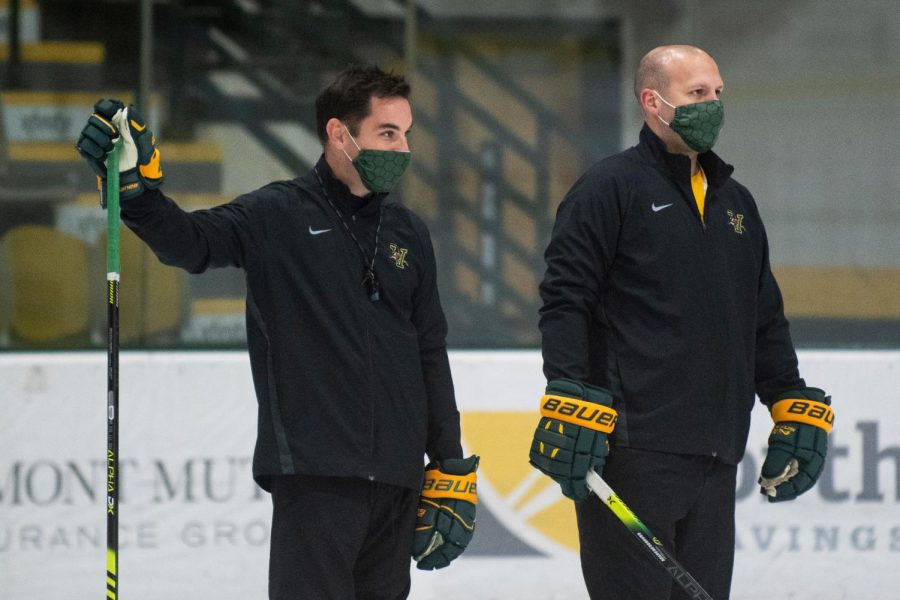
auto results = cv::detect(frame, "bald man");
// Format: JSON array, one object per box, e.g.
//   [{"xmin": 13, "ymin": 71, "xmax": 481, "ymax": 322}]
[{"xmin": 528, "ymin": 46, "xmax": 832, "ymax": 598}]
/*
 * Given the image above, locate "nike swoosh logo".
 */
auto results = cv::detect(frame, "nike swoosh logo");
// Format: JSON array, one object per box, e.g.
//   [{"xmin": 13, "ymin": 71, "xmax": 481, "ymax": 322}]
[
  {"xmin": 651, "ymin": 202, "xmax": 674, "ymax": 212},
  {"xmin": 130, "ymin": 119, "xmax": 146, "ymax": 132},
  {"xmin": 309, "ymin": 226, "xmax": 332, "ymax": 235}
]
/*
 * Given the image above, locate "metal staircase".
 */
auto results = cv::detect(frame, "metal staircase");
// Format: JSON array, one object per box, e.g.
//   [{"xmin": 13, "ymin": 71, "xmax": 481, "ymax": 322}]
[{"xmin": 171, "ymin": 0, "xmax": 621, "ymax": 346}]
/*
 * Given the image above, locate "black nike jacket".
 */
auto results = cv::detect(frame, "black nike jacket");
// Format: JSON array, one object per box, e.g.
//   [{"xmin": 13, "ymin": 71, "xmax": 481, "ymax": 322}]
[
  {"xmin": 539, "ymin": 125, "xmax": 803, "ymax": 464},
  {"xmin": 121, "ymin": 156, "xmax": 462, "ymax": 491}
]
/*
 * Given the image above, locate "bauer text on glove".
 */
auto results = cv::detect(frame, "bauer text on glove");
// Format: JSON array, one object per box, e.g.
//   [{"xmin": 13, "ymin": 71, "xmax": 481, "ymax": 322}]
[
  {"xmin": 528, "ymin": 378, "xmax": 617, "ymax": 502},
  {"xmin": 412, "ymin": 455, "xmax": 479, "ymax": 570},
  {"xmin": 758, "ymin": 387, "xmax": 832, "ymax": 502}
]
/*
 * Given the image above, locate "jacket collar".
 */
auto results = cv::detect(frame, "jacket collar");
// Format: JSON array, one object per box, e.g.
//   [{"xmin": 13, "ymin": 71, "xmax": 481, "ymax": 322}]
[
  {"xmin": 309, "ymin": 155, "xmax": 388, "ymax": 219},
  {"xmin": 637, "ymin": 124, "xmax": 734, "ymax": 188}
]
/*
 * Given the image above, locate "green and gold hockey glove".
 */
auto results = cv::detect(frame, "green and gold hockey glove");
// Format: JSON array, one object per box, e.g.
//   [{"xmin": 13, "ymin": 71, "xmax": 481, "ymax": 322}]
[
  {"xmin": 76, "ymin": 98, "xmax": 163, "ymax": 204},
  {"xmin": 759, "ymin": 387, "xmax": 833, "ymax": 502},
  {"xmin": 76, "ymin": 98, "xmax": 121, "ymax": 203},
  {"xmin": 412, "ymin": 455, "xmax": 479, "ymax": 570},
  {"xmin": 529, "ymin": 378, "xmax": 617, "ymax": 502}
]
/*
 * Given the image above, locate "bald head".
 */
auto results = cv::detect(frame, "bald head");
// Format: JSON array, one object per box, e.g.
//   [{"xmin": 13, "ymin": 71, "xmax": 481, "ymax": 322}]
[
  {"xmin": 633, "ymin": 45, "xmax": 716, "ymax": 99},
  {"xmin": 634, "ymin": 45, "xmax": 724, "ymax": 156}
]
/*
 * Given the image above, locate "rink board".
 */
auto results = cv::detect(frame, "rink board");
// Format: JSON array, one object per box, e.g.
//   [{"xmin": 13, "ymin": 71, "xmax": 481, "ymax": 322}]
[{"xmin": 1, "ymin": 350, "xmax": 898, "ymax": 599}]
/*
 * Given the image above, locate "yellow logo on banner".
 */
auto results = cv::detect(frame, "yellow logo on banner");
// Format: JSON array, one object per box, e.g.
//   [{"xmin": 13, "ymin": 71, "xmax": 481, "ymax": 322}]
[{"xmin": 461, "ymin": 411, "xmax": 579, "ymax": 552}]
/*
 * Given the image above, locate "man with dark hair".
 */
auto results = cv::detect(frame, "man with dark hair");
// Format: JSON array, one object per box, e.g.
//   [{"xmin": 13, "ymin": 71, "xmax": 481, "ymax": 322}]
[
  {"xmin": 76, "ymin": 64, "xmax": 478, "ymax": 599},
  {"xmin": 314, "ymin": 65, "xmax": 412, "ymax": 144},
  {"xmin": 529, "ymin": 45, "xmax": 832, "ymax": 598}
]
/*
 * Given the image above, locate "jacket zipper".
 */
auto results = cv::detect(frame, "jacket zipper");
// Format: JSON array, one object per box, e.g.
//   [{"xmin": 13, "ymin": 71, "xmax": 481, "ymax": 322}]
[
  {"xmin": 364, "ymin": 309, "xmax": 376, "ymax": 480},
  {"xmin": 699, "ymin": 186, "xmax": 728, "ymax": 455},
  {"xmin": 355, "ymin": 214, "xmax": 378, "ymax": 481}
]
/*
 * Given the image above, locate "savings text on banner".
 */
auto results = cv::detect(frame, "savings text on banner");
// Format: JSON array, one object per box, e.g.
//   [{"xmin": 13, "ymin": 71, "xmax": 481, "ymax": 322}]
[{"xmin": 0, "ymin": 351, "xmax": 898, "ymax": 600}]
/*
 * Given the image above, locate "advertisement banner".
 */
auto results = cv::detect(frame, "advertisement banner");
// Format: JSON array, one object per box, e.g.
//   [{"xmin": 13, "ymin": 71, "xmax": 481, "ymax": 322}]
[{"xmin": 1, "ymin": 351, "xmax": 898, "ymax": 599}]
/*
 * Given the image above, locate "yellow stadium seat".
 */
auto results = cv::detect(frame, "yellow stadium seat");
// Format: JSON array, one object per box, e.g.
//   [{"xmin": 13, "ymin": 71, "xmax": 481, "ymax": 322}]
[{"xmin": 0, "ymin": 225, "xmax": 91, "ymax": 345}]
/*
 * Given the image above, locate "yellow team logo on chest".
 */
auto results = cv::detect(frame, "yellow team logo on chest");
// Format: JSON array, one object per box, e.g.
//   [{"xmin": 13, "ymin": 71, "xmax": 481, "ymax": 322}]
[
  {"xmin": 727, "ymin": 210, "xmax": 746, "ymax": 234},
  {"xmin": 389, "ymin": 243, "xmax": 408, "ymax": 269}
]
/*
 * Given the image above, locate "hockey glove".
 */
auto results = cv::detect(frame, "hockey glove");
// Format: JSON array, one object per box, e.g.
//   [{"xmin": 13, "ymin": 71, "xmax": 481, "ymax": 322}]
[
  {"xmin": 412, "ymin": 455, "xmax": 479, "ymax": 570},
  {"xmin": 75, "ymin": 98, "xmax": 121, "ymax": 197},
  {"xmin": 759, "ymin": 387, "xmax": 832, "ymax": 502},
  {"xmin": 529, "ymin": 378, "xmax": 617, "ymax": 502},
  {"xmin": 75, "ymin": 99, "xmax": 163, "ymax": 204}
]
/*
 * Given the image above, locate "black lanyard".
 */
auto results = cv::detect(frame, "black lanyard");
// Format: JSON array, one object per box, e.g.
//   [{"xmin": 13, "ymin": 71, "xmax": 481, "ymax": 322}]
[{"xmin": 314, "ymin": 167, "xmax": 382, "ymax": 301}]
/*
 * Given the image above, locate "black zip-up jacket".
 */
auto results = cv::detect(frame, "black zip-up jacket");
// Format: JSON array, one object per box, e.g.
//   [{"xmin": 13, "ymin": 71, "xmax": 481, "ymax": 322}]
[
  {"xmin": 539, "ymin": 125, "xmax": 803, "ymax": 464},
  {"xmin": 122, "ymin": 156, "xmax": 462, "ymax": 491}
]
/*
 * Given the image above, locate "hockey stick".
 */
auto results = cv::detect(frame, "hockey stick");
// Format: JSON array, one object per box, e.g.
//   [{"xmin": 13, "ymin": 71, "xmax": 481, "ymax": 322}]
[
  {"xmin": 105, "ymin": 140, "xmax": 122, "ymax": 600},
  {"xmin": 585, "ymin": 469, "xmax": 715, "ymax": 600}
]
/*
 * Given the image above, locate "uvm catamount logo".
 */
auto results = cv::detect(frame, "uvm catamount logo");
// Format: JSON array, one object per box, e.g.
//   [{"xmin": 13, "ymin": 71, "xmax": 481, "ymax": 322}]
[
  {"xmin": 461, "ymin": 411, "xmax": 580, "ymax": 554},
  {"xmin": 727, "ymin": 210, "xmax": 746, "ymax": 234},
  {"xmin": 388, "ymin": 243, "xmax": 408, "ymax": 269}
]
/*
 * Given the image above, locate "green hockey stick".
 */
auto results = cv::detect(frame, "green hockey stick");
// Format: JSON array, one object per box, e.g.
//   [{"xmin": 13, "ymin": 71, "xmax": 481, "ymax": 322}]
[
  {"xmin": 104, "ymin": 139, "xmax": 122, "ymax": 600},
  {"xmin": 585, "ymin": 469, "xmax": 715, "ymax": 600}
]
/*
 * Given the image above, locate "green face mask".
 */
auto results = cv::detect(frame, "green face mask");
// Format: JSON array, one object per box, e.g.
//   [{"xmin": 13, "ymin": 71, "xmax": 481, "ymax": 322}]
[
  {"xmin": 343, "ymin": 127, "xmax": 411, "ymax": 193},
  {"xmin": 655, "ymin": 91, "xmax": 724, "ymax": 153}
]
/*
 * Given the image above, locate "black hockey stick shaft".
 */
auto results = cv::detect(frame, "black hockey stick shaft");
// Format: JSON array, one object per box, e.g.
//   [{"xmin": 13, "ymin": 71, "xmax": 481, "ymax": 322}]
[
  {"xmin": 585, "ymin": 469, "xmax": 715, "ymax": 600},
  {"xmin": 105, "ymin": 141, "xmax": 122, "ymax": 599}
]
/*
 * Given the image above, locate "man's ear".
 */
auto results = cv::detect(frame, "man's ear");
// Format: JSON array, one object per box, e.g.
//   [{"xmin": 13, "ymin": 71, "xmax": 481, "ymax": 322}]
[
  {"xmin": 325, "ymin": 118, "xmax": 345, "ymax": 147},
  {"xmin": 639, "ymin": 89, "xmax": 658, "ymax": 113}
]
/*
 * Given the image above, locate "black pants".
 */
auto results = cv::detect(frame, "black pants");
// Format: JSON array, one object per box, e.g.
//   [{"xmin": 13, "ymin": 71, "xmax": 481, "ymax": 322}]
[
  {"xmin": 575, "ymin": 447, "xmax": 737, "ymax": 600},
  {"xmin": 268, "ymin": 475, "xmax": 419, "ymax": 600}
]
